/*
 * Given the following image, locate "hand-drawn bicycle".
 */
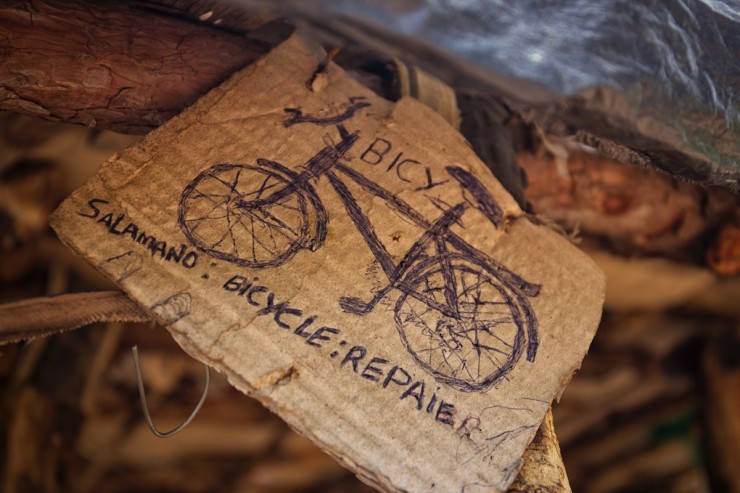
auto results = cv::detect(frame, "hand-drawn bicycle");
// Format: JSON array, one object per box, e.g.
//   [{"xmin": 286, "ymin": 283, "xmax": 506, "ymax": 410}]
[{"xmin": 178, "ymin": 124, "xmax": 540, "ymax": 392}]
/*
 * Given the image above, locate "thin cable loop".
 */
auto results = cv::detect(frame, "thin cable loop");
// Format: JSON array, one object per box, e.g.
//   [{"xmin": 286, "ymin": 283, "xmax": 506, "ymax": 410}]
[{"xmin": 131, "ymin": 345, "xmax": 210, "ymax": 438}]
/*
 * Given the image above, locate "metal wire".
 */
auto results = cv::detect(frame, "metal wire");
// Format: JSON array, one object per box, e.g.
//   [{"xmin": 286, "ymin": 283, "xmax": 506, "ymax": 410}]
[{"xmin": 131, "ymin": 345, "xmax": 210, "ymax": 438}]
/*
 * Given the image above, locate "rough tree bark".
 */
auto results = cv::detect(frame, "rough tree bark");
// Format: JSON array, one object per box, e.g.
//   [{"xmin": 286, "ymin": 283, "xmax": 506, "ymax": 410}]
[
  {"xmin": 0, "ymin": 0, "xmax": 271, "ymax": 133},
  {"xmin": 519, "ymin": 146, "xmax": 739, "ymax": 267}
]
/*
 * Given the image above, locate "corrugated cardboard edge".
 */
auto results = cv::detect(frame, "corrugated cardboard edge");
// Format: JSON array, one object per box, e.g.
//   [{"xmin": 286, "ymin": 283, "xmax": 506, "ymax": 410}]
[{"xmin": 49, "ymin": 33, "xmax": 605, "ymax": 493}]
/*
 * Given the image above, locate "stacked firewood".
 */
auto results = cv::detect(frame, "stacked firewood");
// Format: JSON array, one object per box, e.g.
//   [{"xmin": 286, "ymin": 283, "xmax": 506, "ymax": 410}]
[
  {"xmin": 1, "ymin": 109, "xmax": 737, "ymax": 492},
  {"xmin": 522, "ymin": 143, "xmax": 740, "ymax": 493},
  {"xmin": 1, "ymin": 1, "xmax": 738, "ymax": 491}
]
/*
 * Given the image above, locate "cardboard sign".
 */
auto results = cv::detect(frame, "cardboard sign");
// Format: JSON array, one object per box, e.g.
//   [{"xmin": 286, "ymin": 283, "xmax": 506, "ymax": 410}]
[{"xmin": 51, "ymin": 35, "xmax": 604, "ymax": 492}]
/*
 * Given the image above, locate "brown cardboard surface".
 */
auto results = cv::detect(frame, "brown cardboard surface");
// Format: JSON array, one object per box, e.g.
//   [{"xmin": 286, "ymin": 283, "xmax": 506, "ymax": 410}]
[{"xmin": 50, "ymin": 34, "xmax": 605, "ymax": 493}]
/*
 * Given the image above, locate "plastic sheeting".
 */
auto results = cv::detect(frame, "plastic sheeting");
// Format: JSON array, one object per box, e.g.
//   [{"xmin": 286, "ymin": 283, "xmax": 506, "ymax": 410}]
[
  {"xmin": 315, "ymin": 0, "xmax": 737, "ymax": 116},
  {"xmin": 244, "ymin": 0, "xmax": 739, "ymax": 188}
]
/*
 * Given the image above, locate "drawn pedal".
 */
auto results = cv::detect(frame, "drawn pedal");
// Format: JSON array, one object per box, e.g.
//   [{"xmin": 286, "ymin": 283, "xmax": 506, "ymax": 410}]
[{"xmin": 339, "ymin": 296, "xmax": 373, "ymax": 315}]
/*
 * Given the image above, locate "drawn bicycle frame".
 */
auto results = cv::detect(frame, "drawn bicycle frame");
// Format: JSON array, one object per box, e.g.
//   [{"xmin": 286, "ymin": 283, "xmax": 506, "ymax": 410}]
[{"xmin": 178, "ymin": 124, "xmax": 540, "ymax": 392}]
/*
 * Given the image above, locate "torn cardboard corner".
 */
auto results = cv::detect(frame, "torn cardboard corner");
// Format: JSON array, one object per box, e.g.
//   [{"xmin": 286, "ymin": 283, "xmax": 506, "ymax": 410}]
[{"xmin": 50, "ymin": 34, "xmax": 605, "ymax": 493}]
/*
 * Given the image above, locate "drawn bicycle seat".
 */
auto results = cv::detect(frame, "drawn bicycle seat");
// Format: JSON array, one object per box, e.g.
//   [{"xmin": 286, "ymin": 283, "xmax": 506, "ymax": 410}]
[{"xmin": 178, "ymin": 124, "xmax": 541, "ymax": 392}]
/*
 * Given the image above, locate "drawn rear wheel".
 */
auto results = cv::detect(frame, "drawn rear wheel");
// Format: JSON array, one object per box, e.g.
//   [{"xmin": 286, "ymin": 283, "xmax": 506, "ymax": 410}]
[
  {"xmin": 394, "ymin": 254, "xmax": 526, "ymax": 392},
  {"xmin": 178, "ymin": 163, "xmax": 312, "ymax": 268}
]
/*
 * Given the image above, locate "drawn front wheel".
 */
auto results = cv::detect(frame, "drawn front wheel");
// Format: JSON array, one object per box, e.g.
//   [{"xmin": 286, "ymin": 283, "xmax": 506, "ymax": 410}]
[
  {"xmin": 395, "ymin": 255, "xmax": 527, "ymax": 392},
  {"xmin": 179, "ymin": 162, "xmax": 321, "ymax": 268}
]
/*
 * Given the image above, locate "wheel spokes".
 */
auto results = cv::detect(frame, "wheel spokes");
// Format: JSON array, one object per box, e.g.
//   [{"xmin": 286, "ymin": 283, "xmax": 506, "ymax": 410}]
[
  {"xmin": 397, "ymin": 261, "xmax": 521, "ymax": 388},
  {"xmin": 180, "ymin": 165, "xmax": 311, "ymax": 266}
]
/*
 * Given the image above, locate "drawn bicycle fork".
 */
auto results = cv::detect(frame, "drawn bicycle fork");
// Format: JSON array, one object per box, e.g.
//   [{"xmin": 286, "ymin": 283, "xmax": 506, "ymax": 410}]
[{"xmin": 179, "ymin": 124, "xmax": 541, "ymax": 392}]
